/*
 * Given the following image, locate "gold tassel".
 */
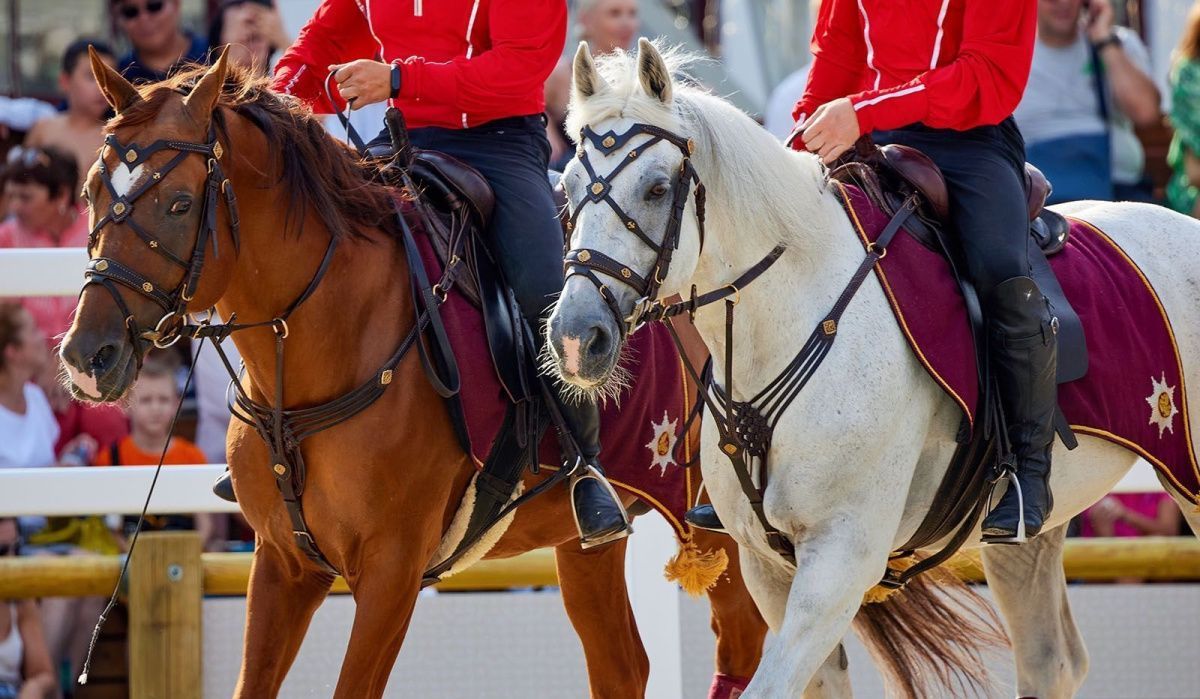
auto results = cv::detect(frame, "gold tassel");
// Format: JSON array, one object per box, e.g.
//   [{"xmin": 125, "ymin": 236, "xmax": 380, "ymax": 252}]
[
  {"xmin": 664, "ymin": 540, "xmax": 729, "ymax": 596},
  {"xmin": 861, "ymin": 555, "xmax": 919, "ymax": 605}
]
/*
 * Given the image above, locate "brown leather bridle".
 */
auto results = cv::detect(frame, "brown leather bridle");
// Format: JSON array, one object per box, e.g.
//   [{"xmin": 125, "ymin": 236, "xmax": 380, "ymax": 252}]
[
  {"xmin": 85, "ymin": 125, "xmax": 242, "ymax": 356},
  {"xmin": 563, "ymin": 123, "xmax": 709, "ymax": 336}
]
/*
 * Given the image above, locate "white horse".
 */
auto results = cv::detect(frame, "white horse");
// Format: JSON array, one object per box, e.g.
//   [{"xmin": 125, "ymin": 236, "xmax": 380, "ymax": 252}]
[{"xmin": 546, "ymin": 40, "xmax": 1200, "ymax": 698}]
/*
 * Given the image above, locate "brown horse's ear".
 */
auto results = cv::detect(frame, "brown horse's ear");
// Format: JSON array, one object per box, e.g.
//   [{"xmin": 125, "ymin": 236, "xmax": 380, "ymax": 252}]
[
  {"xmin": 89, "ymin": 45, "xmax": 141, "ymax": 113},
  {"xmin": 182, "ymin": 47, "xmax": 230, "ymax": 122}
]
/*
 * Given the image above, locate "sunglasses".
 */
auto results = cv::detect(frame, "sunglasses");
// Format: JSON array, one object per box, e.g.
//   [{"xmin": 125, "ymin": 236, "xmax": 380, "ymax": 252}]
[
  {"xmin": 0, "ymin": 540, "xmax": 22, "ymax": 556},
  {"xmin": 5, "ymin": 146, "xmax": 50, "ymax": 168},
  {"xmin": 118, "ymin": 0, "xmax": 166, "ymax": 20}
]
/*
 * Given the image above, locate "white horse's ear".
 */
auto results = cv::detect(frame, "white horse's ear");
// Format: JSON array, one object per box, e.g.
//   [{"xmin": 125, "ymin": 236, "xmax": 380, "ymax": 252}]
[
  {"xmin": 636, "ymin": 38, "xmax": 672, "ymax": 105},
  {"xmin": 572, "ymin": 42, "xmax": 609, "ymax": 100}
]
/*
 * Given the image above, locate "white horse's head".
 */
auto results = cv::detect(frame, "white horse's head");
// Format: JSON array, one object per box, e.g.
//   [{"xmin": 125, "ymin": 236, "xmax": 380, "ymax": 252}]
[{"xmin": 545, "ymin": 39, "xmax": 707, "ymax": 397}]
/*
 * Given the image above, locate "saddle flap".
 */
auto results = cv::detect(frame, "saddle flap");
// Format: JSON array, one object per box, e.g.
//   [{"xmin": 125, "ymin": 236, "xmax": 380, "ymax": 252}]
[
  {"xmin": 470, "ymin": 236, "xmax": 532, "ymax": 403},
  {"xmin": 411, "ymin": 150, "xmax": 496, "ymax": 228}
]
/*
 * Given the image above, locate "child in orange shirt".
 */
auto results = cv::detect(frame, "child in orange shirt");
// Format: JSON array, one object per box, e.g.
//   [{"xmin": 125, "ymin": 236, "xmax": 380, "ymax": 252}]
[{"xmin": 94, "ymin": 362, "xmax": 217, "ymax": 549}]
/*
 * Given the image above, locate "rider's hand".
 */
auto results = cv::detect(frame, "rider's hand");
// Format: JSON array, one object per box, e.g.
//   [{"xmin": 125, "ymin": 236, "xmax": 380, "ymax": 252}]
[
  {"xmin": 329, "ymin": 60, "xmax": 392, "ymax": 109},
  {"xmin": 800, "ymin": 98, "xmax": 861, "ymax": 165}
]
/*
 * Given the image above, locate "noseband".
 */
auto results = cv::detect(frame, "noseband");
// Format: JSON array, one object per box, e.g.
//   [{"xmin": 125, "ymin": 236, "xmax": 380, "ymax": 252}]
[
  {"xmin": 85, "ymin": 125, "xmax": 240, "ymax": 355},
  {"xmin": 563, "ymin": 123, "xmax": 707, "ymax": 336}
]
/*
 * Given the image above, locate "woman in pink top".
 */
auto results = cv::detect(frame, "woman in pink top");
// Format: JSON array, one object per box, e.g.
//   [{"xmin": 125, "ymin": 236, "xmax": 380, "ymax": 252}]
[{"xmin": 0, "ymin": 146, "xmax": 88, "ymax": 343}]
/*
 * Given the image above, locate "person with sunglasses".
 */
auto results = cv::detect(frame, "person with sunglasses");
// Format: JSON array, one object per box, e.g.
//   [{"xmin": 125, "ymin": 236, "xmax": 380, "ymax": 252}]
[
  {"xmin": 112, "ymin": 0, "xmax": 209, "ymax": 84},
  {"xmin": 0, "ymin": 518, "xmax": 56, "ymax": 699},
  {"xmin": 261, "ymin": 0, "xmax": 633, "ymax": 549}
]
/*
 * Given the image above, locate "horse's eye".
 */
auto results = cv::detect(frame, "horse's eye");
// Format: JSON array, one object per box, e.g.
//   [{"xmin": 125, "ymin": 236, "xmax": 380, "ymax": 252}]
[
  {"xmin": 647, "ymin": 182, "xmax": 670, "ymax": 200},
  {"xmin": 169, "ymin": 198, "xmax": 192, "ymax": 215}
]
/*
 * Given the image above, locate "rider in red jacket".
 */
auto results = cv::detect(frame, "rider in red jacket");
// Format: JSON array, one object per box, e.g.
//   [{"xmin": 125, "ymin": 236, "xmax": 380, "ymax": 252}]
[
  {"xmin": 212, "ymin": 0, "xmax": 632, "ymax": 549},
  {"xmin": 798, "ymin": 0, "xmax": 1055, "ymax": 543}
]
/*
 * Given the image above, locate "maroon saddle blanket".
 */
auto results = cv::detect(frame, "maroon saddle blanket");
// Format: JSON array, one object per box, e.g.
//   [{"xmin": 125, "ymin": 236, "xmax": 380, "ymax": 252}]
[
  {"xmin": 413, "ymin": 230, "xmax": 699, "ymax": 536},
  {"xmin": 837, "ymin": 181, "xmax": 1200, "ymax": 505}
]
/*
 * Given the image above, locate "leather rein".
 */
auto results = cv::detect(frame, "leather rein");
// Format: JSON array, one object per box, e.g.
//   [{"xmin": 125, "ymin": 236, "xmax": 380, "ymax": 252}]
[
  {"xmin": 565, "ymin": 122, "xmax": 919, "ymax": 567},
  {"xmin": 86, "ymin": 117, "xmax": 438, "ymax": 575}
]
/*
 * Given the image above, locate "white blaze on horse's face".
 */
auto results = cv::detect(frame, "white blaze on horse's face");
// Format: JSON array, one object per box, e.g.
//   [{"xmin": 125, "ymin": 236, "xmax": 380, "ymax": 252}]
[{"xmin": 547, "ymin": 40, "xmax": 702, "ymax": 394}]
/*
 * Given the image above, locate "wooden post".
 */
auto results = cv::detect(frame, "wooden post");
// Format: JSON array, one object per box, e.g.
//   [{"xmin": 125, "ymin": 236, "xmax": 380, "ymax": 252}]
[{"xmin": 128, "ymin": 532, "xmax": 202, "ymax": 699}]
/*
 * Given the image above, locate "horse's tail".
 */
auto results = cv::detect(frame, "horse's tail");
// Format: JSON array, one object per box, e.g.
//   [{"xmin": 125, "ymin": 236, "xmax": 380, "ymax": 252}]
[{"xmin": 851, "ymin": 565, "xmax": 1009, "ymax": 699}]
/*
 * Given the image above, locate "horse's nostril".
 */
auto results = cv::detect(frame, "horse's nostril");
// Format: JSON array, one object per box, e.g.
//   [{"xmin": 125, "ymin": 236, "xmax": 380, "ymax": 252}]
[
  {"xmin": 584, "ymin": 325, "xmax": 612, "ymax": 360},
  {"xmin": 89, "ymin": 344, "xmax": 118, "ymax": 375}
]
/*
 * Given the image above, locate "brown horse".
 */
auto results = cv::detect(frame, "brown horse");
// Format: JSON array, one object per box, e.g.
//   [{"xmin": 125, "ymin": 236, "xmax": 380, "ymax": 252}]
[{"xmin": 59, "ymin": 51, "xmax": 766, "ymax": 697}]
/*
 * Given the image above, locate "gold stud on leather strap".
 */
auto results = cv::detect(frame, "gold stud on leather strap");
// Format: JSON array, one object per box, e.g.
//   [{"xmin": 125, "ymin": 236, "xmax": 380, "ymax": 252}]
[
  {"xmin": 125, "ymin": 150, "xmax": 137, "ymax": 163},
  {"xmin": 273, "ymin": 464, "xmax": 286, "ymax": 476},
  {"xmin": 722, "ymin": 443, "xmax": 737, "ymax": 455},
  {"xmin": 621, "ymin": 268, "xmax": 632, "ymax": 279},
  {"xmin": 822, "ymin": 319, "xmax": 837, "ymax": 336},
  {"xmin": 149, "ymin": 240, "xmax": 158, "ymax": 248},
  {"xmin": 213, "ymin": 142, "xmax": 224, "ymax": 160},
  {"xmin": 578, "ymin": 250, "xmax": 591, "ymax": 262},
  {"xmin": 591, "ymin": 182, "xmax": 604, "ymax": 195},
  {"xmin": 142, "ymin": 282, "xmax": 153, "ymax": 293},
  {"xmin": 95, "ymin": 260, "xmax": 109, "ymax": 272},
  {"xmin": 380, "ymin": 369, "xmax": 393, "ymax": 385},
  {"xmin": 602, "ymin": 136, "xmax": 616, "ymax": 148},
  {"xmin": 112, "ymin": 202, "xmax": 127, "ymax": 216}
]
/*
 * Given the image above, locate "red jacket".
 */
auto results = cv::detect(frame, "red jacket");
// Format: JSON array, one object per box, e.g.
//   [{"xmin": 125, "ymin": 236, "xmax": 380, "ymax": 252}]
[
  {"xmin": 793, "ymin": 0, "xmax": 1036, "ymax": 136},
  {"xmin": 272, "ymin": 0, "xmax": 567, "ymax": 129}
]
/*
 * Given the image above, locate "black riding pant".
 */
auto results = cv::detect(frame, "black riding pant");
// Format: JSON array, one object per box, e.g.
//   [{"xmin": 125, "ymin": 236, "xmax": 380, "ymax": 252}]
[{"xmin": 872, "ymin": 117, "xmax": 1031, "ymax": 300}]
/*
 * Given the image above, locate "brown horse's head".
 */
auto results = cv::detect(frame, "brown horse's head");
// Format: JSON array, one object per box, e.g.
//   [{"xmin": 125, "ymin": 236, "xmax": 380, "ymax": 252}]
[{"xmin": 60, "ymin": 48, "xmax": 239, "ymax": 401}]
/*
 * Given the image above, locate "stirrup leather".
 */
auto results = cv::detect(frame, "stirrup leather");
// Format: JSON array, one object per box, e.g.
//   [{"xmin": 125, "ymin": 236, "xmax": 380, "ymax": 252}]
[{"xmin": 568, "ymin": 458, "xmax": 632, "ymax": 549}]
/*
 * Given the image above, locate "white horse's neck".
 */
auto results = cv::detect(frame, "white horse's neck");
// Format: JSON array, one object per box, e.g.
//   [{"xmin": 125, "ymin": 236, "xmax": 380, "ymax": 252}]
[{"xmin": 685, "ymin": 132, "xmax": 866, "ymax": 401}]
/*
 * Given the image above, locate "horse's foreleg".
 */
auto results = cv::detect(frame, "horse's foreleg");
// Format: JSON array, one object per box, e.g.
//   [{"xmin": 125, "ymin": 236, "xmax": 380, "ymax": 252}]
[
  {"xmin": 737, "ymin": 547, "xmax": 855, "ymax": 699},
  {"xmin": 740, "ymin": 521, "xmax": 890, "ymax": 698},
  {"xmin": 981, "ymin": 525, "xmax": 1087, "ymax": 699},
  {"xmin": 234, "ymin": 542, "xmax": 334, "ymax": 699},
  {"xmin": 555, "ymin": 537, "xmax": 650, "ymax": 698},
  {"xmin": 692, "ymin": 529, "xmax": 767, "ymax": 699},
  {"xmin": 332, "ymin": 555, "xmax": 424, "ymax": 699}
]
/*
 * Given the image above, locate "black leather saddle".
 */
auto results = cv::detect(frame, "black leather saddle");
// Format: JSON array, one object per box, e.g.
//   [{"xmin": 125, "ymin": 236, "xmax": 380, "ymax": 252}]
[{"xmin": 829, "ymin": 137, "xmax": 1088, "ymax": 387}]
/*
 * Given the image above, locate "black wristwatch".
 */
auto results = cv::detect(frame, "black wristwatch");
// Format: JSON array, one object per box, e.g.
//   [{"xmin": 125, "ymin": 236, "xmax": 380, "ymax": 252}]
[
  {"xmin": 389, "ymin": 62, "xmax": 403, "ymax": 99},
  {"xmin": 1093, "ymin": 33, "xmax": 1122, "ymax": 52}
]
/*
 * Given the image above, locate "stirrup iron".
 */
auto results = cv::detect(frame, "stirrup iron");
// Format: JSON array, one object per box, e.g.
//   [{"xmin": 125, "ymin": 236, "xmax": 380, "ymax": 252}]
[
  {"xmin": 567, "ymin": 457, "xmax": 632, "ymax": 549},
  {"xmin": 982, "ymin": 467, "xmax": 1027, "ymax": 545}
]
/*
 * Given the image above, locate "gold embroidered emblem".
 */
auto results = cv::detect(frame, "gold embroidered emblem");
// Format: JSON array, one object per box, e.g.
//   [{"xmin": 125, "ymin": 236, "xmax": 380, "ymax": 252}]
[{"xmin": 1145, "ymin": 373, "xmax": 1180, "ymax": 438}]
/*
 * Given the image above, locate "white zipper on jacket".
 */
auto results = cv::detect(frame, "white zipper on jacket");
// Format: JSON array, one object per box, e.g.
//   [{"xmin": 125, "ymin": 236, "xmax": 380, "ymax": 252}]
[{"xmin": 415, "ymin": 0, "xmax": 423, "ymax": 16}]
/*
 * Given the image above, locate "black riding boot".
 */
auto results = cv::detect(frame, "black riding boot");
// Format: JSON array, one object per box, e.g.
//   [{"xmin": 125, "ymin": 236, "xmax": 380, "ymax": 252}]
[
  {"xmin": 556, "ymin": 395, "xmax": 632, "ymax": 549},
  {"xmin": 213, "ymin": 469, "xmax": 236, "ymax": 503},
  {"xmin": 981, "ymin": 276, "xmax": 1057, "ymax": 543},
  {"xmin": 684, "ymin": 503, "xmax": 725, "ymax": 532}
]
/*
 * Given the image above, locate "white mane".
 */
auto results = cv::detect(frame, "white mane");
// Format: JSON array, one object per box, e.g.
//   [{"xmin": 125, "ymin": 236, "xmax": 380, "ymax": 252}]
[{"xmin": 566, "ymin": 43, "xmax": 842, "ymax": 256}]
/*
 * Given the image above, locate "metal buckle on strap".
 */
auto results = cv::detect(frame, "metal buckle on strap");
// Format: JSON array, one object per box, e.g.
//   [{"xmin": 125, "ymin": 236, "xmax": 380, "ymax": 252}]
[{"xmin": 624, "ymin": 295, "xmax": 655, "ymax": 334}]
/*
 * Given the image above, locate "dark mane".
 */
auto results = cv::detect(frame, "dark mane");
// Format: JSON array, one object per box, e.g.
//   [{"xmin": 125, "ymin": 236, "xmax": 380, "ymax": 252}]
[{"xmin": 108, "ymin": 63, "xmax": 397, "ymax": 241}]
